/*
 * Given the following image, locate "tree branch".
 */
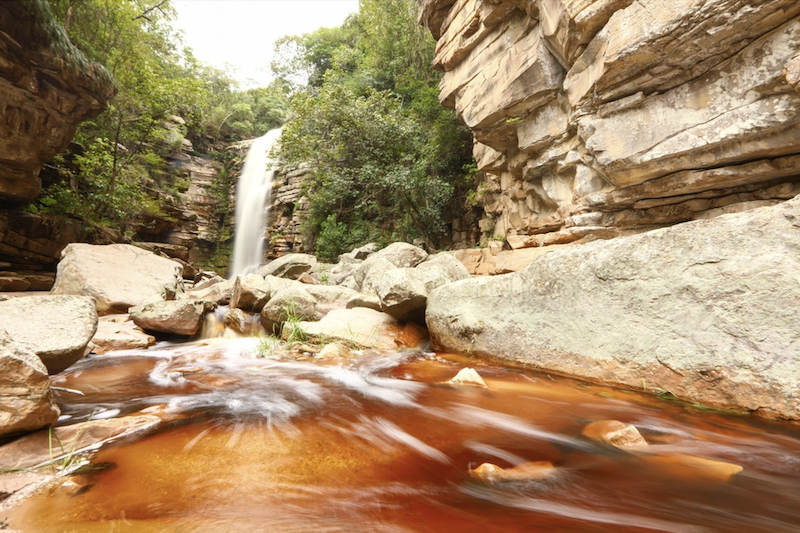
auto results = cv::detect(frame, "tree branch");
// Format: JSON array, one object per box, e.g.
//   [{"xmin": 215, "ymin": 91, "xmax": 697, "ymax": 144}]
[{"xmin": 132, "ymin": 0, "xmax": 167, "ymax": 21}]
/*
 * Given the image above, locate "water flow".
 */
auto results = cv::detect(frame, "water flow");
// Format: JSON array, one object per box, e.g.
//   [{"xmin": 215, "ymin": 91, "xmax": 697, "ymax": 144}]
[{"xmin": 229, "ymin": 128, "xmax": 282, "ymax": 278}]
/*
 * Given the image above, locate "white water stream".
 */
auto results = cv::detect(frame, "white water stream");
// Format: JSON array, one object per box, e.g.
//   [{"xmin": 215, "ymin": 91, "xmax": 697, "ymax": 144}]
[{"xmin": 229, "ymin": 128, "xmax": 282, "ymax": 278}]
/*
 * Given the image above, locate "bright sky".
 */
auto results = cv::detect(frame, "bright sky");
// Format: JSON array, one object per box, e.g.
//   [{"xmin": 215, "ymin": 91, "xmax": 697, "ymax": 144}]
[{"xmin": 172, "ymin": 0, "xmax": 360, "ymax": 88}]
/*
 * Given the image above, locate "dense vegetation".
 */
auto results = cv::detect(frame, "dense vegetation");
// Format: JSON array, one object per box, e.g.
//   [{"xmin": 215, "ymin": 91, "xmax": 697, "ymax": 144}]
[
  {"xmin": 275, "ymin": 0, "xmax": 476, "ymax": 260},
  {"xmin": 29, "ymin": 0, "xmax": 477, "ymax": 264},
  {"xmin": 30, "ymin": 0, "xmax": 289, "ymax": 238}
]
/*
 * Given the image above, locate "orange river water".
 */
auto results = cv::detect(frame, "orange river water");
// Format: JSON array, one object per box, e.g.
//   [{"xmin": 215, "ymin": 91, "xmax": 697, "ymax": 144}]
[{"xmin": 6, "ymin": 337, "xmax": 800, "ymax": 532}]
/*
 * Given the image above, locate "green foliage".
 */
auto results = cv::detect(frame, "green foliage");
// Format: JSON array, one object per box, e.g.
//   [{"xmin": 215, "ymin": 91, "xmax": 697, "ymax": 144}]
[
  {"xmin": 274, "ymin": 0, "xmax": 475, "ymax": 253},
  {"xmin": 33, "ymin": 0, "xmax": 289, "ymax": 239}
]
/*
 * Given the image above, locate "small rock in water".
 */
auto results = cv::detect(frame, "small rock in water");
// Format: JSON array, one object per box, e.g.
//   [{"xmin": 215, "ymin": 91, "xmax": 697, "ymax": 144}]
[
  {"xmin": 582, "ymin": 420, "xmax": 648, "ymax": 449},
  {"xmin": 643, "ymin": 453, "xmax": 743, "ymax": 482},
  {"xmin": 468, "ymin": 461, "xmax": 556, "ymax": 483},
  {"xmin": 446, "ymin": 368, "xmax": 488, "ymax": 388},
  {"xmin": 317, "ymin": 343, "xmax": 352, "ymax": 360}
]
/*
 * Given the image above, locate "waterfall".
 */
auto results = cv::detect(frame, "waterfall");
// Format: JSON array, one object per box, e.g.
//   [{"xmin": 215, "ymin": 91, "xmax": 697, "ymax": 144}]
[{"xmin": 229, "ymin": 128, "xmax": 282, "ymax": 278}]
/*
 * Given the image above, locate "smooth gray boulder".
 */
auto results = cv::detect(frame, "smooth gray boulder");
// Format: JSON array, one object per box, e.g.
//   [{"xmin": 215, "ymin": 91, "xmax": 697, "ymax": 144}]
[
  {"xmin": 0, "ymin": 295, "xmax": 98, "ymax": 374},
  {"xmin": 0, "ymin": 330, "xmax": 60, "ymax": 437},
  {"xmin": 230, "ymin": 274, "xmax": 271, "ymax": 312},
  {"xmin": 255, "ymin": 253, "xmax": 317, "ymax": 280},
  {"xmin": 373, "ymin": 268, "xmax": 428, "ymax": 320},
  {"xmin": 427, "ymin": 195, "xmax": 800, "ymax": 420},
  {"xmin": 130, "ymin": 300, "xmax": 217, "ymax": 336},
  {"xmin": 414, "ymin": 253, "xmax": 471, "ymax": 291},
  {"xmin": 304, "ymin": 285, "xmax": 360, "ymax": 315},
  {"xmin": 184, "ymin": 279, "xmax": 234, "ymax": 305},
  {"xmin": 260, "ymin": 286, "xmax": 318, "ymax": 333},
  {"xmin": 353, "ymin": 243, "xmax": 428, "ymax": 287},
  {"xmin": 51, "ymin": 244, "xmax": 184, "ymax": 315}
]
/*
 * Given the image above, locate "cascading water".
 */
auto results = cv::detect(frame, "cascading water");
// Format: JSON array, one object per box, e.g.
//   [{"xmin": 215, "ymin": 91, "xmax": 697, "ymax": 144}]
[{"xmin": 229, "ymin": 127, "xmax": 282, "ymax": 278}]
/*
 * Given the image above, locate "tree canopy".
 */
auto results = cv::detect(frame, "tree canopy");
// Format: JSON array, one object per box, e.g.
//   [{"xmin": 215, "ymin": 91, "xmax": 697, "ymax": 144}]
[{"xmin": 275, "ymin": 0, "xmax": 476, "ymax": 260}]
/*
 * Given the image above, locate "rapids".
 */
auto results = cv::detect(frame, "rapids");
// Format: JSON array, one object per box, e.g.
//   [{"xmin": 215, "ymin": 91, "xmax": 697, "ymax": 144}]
[{"xmin": 5, "ymin": 338, "xmax": 800, "ymax": 532}]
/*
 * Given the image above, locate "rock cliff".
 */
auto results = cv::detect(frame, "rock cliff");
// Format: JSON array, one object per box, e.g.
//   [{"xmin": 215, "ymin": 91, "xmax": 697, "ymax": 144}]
[
  {"xmin": 420, "ymin": 0, "xmax": 800, "ymax": 246},
  {"xmin": 0, "ymin": 0, "xmax": 116, "ymax": 204}
]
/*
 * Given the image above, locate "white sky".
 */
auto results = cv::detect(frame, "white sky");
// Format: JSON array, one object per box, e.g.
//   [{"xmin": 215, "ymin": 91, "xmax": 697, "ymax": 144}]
[{"xmin": 172, "ymin": 0, "xmax": 360, "ymax": 88}]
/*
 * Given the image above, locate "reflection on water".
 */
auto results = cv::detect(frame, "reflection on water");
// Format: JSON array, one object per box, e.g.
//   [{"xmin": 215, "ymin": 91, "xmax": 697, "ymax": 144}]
[{"xmin": 6, "ymin": 338, "xmax": 800, "ymax": 532}]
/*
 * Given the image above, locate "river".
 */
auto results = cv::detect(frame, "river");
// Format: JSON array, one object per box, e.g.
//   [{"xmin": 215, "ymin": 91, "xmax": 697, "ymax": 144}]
[{"xmin": 6, "ymin": 337, "xmax": 800, "ymax": 532}]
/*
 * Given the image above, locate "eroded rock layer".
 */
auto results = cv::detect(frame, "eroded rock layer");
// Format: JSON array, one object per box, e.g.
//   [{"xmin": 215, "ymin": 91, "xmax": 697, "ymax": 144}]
[
  {"xmin": 0, "ymin": 1, "xmax": 116, "ymax": 204},
  {"xmin": 421, "ymin": 0, "xmax": 800, "ymax": 245}
]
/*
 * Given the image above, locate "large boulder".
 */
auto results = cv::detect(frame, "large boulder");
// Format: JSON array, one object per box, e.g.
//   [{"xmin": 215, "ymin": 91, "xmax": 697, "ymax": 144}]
[
  {"xmin": 352, "ymin": 243, "xmax": 428, "ymax": 287},
  {"xmin": 294, "ymin": 308, "xmax": 403, "ymax": 350},
  {"xmin": 427, "ymin": 196, "xmax": 800, "ymax": 419},
  {"xmin": 91, "ymin": 315, "xmax": 156, "ymax": 354},
  {"xmin": 229, "ymin": 274, "xmax": 271, "ymax": 312},
  {"xmin": 255, "ymin": 253, "xmax": 317, "ymax": 280},
  {"xmin": 260, "ymin": 286, "xmax": 318, "ymax": 333},
  {"xmin": 51, "ymin": 244, "xmax": 184, "ymax": 315},
  {"xmin": 0, "ymin": 295, "xmax": 97, "ymax": 374},
  {"xmin": 372, "ymin": 268, "xmax": 429, "ymax": 321},
  {"xmin": 130, "ymin": 300, "xmax": 216, "ymax": 336},
  {"xmin": 0, "ymin": 330, "xmax": 59, "ymax": 438},
  {"xmin": 184, "ymin": 278, "xmax": 234, "ymax": 305}
]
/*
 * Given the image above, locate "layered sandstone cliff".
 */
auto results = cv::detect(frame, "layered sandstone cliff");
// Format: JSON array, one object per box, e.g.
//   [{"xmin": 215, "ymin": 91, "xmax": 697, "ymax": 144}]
[
  {"xmin": 420, "ymin": 0, "xmax": 800, "ymax": 247},
  {"xmin": 0, "ymin": 0, "xmax": 115, "ymax": 204}
]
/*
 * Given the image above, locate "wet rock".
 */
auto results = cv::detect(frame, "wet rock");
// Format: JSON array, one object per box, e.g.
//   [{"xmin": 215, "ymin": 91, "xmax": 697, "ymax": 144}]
[
  {"xmin": 0, "ymin": 330, "xmax": 59, "ymax": 438},
  {"xmin": 91, "ymin": 315, "xmax": 155, "ymax": 354},
  {"xmin": 468, "ymin": 461, "xmax": 557, "ymax": 483},
  {"xmin": 230, "ymin": 273, "xmax": 271, "ymax": 312},
  {"xmin": 644, "ymin": 454, "xmax": 744, "ymax": 482},
  {"xmin": 317, "ymin": 343, "xmax": 353, "ymax": 360},
  {"xmin": 51, "ymin": 244, "xmax": 184, "ymax": 315},
  {"xmin": 582, "ymin": 420, "xmax": 648, "ymax": 450},
  {"xmin": 445, "ymin": 368, "xmax": 488, "ymax": 389},
  {"xmin": 255, "ymin": 253, "xmax": 317, "ymax": 280},
  {"xmin": 224, "ymin": 308, "xmax": 250, "ymax": 335},
  {"xmin": 427, "ymin": 197, "xmax": 800, "ymax": 419},
  {"xmin": 0, "ymin": 416, "xmax": 160, "ymax": 471},
  {"xmin": 130, "ymin": 300, "xmax": 217, "ymax": 336},
  {"xmin": 0, "ymin": 295, "xmax": 98, "ymax": 374}
]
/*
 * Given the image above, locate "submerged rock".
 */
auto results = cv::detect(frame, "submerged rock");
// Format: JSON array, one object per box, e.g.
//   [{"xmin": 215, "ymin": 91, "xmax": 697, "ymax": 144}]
[
  {"xmin": 130, "ymin": 300, "xmax": 217, "ymax": 336},
  {"xmin": 643, "ymin": 454, "xmax": 744, "ymax": 483},
  {"xmin": 0, "ymin": 330, "xmax": 59, "ymax": 438},
  {"xmin": 52, "ymin": 244, "xmax": 184, "ymax": 315},
  {"xmin": 468, "ymin": 461, "xmax": 557, "ymax": 483},
  {"xmin": 582, "ymin": 420, "xmax": 648, "ymax": 450},
  {"xmin": 0, "ymin": 416, "xmax": 160, "ymax": 471},
  {"xmin": 0, "ymin": 295, "xmax": 97, "ymax": 374}
]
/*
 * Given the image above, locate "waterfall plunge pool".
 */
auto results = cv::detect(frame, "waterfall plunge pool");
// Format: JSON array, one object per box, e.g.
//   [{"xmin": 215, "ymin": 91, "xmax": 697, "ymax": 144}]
[{"xmin": 4, "ymin": 338, "xmax": 800, "ymax": 532}]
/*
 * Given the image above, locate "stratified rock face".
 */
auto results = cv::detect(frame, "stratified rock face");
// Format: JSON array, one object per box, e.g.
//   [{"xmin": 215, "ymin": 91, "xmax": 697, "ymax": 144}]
[
  {"xmin": 0, "ymin": 1, "xmax": 116, "ymax": 204},
  {"xmin": 0, "ymin": 295, "xmax": 97, "ymax": 374},
  {"xmin": 0, "ymin": 329, "xmax": 60, "ymax": 437},
  {"xmin": 426, "ymin": 196, "xmax": 800, "ymax": 419},
  {"xmin": 420, "ymin": 0, "xmax": 800, "ymax": 246},
  {"xmin": 51, "ymin": 244, "xmax": 184, "ymax": 315}
]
